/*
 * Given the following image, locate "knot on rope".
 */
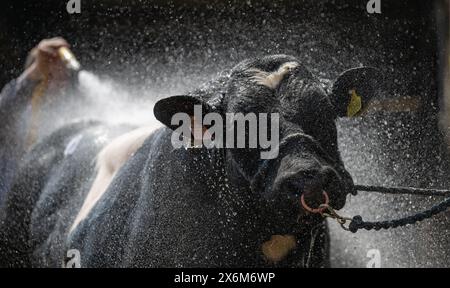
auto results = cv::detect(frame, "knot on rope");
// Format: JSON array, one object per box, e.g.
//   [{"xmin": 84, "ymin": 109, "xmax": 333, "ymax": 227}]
[{"xmin": 349, "ymin": 216, "xmax": 363, "ymax": 233}]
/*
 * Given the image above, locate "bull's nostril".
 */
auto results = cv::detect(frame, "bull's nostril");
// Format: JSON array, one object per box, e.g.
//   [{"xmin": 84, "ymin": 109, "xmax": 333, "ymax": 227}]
[{"xmin": 286, "ymin": 180, "xmax": 306, "ymax": 197}]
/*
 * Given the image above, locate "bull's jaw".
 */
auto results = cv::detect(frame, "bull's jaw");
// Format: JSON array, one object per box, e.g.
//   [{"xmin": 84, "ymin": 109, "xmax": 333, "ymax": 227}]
[{"xmin": 261, "ymin": 234, "xmax": 297, "ymax": 263}]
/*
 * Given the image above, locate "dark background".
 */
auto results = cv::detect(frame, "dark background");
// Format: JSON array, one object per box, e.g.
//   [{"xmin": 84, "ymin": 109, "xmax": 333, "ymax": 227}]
[{"xmin": 0, "ymin": 0, "xmax": 439, "ymax": 112}]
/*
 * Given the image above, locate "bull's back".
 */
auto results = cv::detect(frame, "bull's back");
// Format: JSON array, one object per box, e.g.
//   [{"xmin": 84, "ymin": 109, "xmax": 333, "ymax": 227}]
[{"xmin": 0, "ymin": 120, "xmax": 134, "ymax": 267}]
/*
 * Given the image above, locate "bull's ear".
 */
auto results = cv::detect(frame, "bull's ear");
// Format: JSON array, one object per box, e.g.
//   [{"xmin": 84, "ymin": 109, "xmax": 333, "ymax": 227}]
[
  {"xmin": 154, "ymin": 95, "xmax": 213, "ymax": 130},
  {"xmin": 330, "ymin": 67, "xmax": 383, "ymax": 117}
]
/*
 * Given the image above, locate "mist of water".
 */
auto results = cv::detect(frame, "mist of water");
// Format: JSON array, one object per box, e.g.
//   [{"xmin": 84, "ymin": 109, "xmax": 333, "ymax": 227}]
[
  {"xmin": 329, "ymin": 116, "xmax": 450, "ymax": 268},
  {"xmin": 76, "ymin": 70, "xmax": 160, "ymax": 128}
]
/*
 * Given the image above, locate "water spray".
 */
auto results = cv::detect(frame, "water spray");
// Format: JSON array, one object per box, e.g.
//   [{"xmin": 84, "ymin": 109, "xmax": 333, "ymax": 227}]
[
  {"xmin": 57, "ymin": 46, "xmax": 81, "ymax": 72},
  {"xmin": 27, "ymin": 47, "xmax": 82, "ymax": 147}
]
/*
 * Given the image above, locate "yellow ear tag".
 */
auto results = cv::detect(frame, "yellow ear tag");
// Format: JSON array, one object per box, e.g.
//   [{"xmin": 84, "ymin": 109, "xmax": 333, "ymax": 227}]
[{"xmin": 347, "ymin": 89, "xmax": 362, "ymax": 117}]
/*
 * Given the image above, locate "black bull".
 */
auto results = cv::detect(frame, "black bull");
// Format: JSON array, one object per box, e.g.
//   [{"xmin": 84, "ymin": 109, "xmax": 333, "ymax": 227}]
[{"xmin": 0, "ymin": 55, "xmax": 381, "ymax": 267}]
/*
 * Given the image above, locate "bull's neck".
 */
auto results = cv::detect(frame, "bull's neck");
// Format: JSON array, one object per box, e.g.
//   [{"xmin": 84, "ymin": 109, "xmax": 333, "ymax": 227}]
[{"xmin": 181, "ymin": 146, "xmax": 254, "ymax": 207}]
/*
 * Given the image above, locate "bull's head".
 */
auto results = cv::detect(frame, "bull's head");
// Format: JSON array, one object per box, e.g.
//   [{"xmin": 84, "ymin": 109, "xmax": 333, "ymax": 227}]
[{"xmin": 154, "ymin": 55, "xmax": 381, "ymax": 263}]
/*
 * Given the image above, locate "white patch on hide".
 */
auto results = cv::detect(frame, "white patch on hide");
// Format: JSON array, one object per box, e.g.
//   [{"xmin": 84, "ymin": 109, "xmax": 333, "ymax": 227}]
[
  {"xmin": 248, "ymin": 61, "xmax": 299, "ymax": 89},
  {"xmin": 69, "ymin": 126, "xmax": 156, "ymax": 233}
]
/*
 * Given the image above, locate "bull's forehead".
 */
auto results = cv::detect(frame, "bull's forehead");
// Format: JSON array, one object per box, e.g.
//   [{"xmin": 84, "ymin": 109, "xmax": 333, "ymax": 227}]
[
  {"xmin": 233, "ymin": 54, "xmax": 300, "ymax": 74},
  {"xmin": 225, "ymin": 57, "xmax": 313, "ymax": 114},
  {"xmin": 247, "ymin": 61, "xmax": 300, "ymax": 90}
]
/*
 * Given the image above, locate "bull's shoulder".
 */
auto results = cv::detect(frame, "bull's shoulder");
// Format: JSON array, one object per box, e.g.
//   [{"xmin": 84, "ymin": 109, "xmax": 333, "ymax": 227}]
[{"xmin": 96, "ymin": 126, "xmax": 159, "ymax": 174}]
